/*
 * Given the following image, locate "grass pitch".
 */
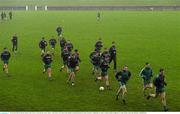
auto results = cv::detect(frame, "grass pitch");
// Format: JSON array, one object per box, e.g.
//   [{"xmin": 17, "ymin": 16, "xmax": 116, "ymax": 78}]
[{"xmin": 0, "ymin": 11, "xmax": 180, "ymax": 111}]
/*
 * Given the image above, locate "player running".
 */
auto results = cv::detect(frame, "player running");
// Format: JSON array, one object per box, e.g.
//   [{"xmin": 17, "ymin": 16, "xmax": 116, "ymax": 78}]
[
  {"xmin": 66, "ymin": 40, "xmax": 73, "ymax": 52},
  {"xmin": 67, "ymin": 53, "xmax": 78, "ymax": 86},
  {"xmin": 97, "ymin": 12, "xmax": 101, "ymax": 21},
  {"xmin": 115, "ymin": 66, "xmax": 131, "ymax": 104},
  {"xmin": 11, "ymin": 34, "xmax": 18, "ymax": 53},
  {"xmin": 139, "ymin": 62, "xmax": 153, "ymax": 97},
  {"xmin": 56, "ymin": 26, "xmax": 62, "ymax": 37},
  {"xmin": 95, "ymin": 38, "xmax": 103, "ymax": 52},
  {"xmin": 74, "ymin": 49, "xmax": 81, "ymax": 72},
  {"xmin": 147, "ymin": 68, "xmax": 168, "ymax": 111},
  {"xmin": 39, "ymin": 37, "xmax": 47, "ymax": 55},
  {"xmin": 42, "ymin": 51, "xmax": 53, "ymax": 81},
  {"xmin": 49, "ymin": 37, "xmax": 57, "ymax": 55},
  {"xmin": 109, "ymin": 41, "xmax": 117, "ymax": 72},
  {"xmin": 1, "ymin": 48, "xmax": 11, "ymax": 75},
  {"xmin": 60, "ymin": 47, "xmax": 71, "ymax": 72},
  {"xmin": 9, "ymin": 11, "xmax": 12, "ymax": 20},
  {"xmin": 59, "ymin": 37, "xmax": 67, "ymax": 51},
  {"xmin": 89, "ymin": 49, "xmax": 101, "ymax": 80}
]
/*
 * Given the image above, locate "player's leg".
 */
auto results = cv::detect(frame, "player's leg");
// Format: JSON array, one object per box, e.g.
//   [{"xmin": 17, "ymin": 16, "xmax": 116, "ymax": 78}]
[
  {"xmin": 116, "ymin": 83, "xmax": 122, "ymax": 100},
  {"xmin": 121, "ymin": 85, "xmax": 127, "ymax": 104},
  {"xmin": 113, "ymin": 57, "xmax": 117, "ymax": 72},
  {"xmin": 71, "ymin": 71, "xmax": 75, "ymax": 86},
  {"xmin": 15, "ymin": 44, "xmax": 17, "ymax": 53},
  {"xmin": 4, "ymin": 62, "xmax": 9, "ymax": 74},
  {"xmin": 12, "ymin": 44, "xmax": 15, "ymax": 52},
  {"xmin": 105, "ymin": 75, "xmax": 110, "ymax": 89},
  {"xmin": 160, "ymin": 91, "xmax": 168, "ymax": 111},
  {"xmin": 47, "ymin": 67, "xmax": 52, "ymax": 80}
]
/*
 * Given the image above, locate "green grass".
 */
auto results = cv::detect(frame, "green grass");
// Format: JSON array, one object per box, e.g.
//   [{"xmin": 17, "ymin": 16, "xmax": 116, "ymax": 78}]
[
  {"xmin": 0, "ymin": 11, "xmax": 180, "ymax": 111},
  {"xmin": 0, "ymin": 0, "xmax": 180, "ymax": 6}
]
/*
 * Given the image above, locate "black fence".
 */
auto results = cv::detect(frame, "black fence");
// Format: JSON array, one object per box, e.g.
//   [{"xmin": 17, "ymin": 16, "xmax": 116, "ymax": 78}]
[{"xmin": 0, "ymin": 6, "xmax": 180, "ymax": 11}]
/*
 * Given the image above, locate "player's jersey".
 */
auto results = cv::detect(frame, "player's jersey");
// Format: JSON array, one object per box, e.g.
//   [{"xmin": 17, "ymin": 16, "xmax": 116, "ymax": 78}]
[
  {"xmin": 74, "ymin": 52, "xmax": 81, "ymax": 63},
  {"xmin": 67, "ymin": 56, "xmax": 77, "ymax": 68},
  {"xmin": 12, "ymin": 36, "xmax": 18, "ymax": 45},
  {"xmin": 43, "ymin": 54, "xmax": 52, "ymax": 65},
  {"xmin": 49, "ymin": 38, "xmax": 57, "ymax": 46},
  {"xmin": 153, "ymin": 75, "xmax": 166, "ymax": 89},
  {"xmin": 39, "ymin": 40, "xmax": 47, "ymax": 49},
  {"xmin": 61, "ymin": 49, "xmax": 71, "ymax": 61},
  {"xmin": 1, "ymin": 51, "xmax": 11, "ymax": 61},
  {"xmin": 100, "ymin": 61, "xmax": 110, "ymax": 72},
  {"xmin": 140, "ymin": 67, "xmax": 153, "ymax": 80},
  {"xmin": 66, "ymin": 43, "xmax": 73, "ymax": 52},
  {"xmin": 60, "ymin": 39, "xmax": 66, "ymax": 48},
  {"xmin": 101, "ymin": 51, "xmax": 110, "ymax": 63},
  {"xmin": 109, "ymin": 45, "xmax": 116, "ymax": 57},
  {"xmin": 90, "ymin": 52, "xmax": 101, "ymax": 66},
  {"xmin": 116, "ymin": 70, "xmax": 131, "ymax": 84}
]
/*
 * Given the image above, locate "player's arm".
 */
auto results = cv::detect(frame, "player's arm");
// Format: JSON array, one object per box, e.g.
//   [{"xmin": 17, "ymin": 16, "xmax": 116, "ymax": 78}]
[{"xmin": 115, "ymin": 72, "xmax": 121, "ymax": 81}]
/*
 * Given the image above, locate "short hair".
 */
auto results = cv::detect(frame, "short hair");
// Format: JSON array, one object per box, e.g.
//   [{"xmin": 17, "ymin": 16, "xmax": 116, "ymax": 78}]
[
  {"xmin": 75, "ymin": 49, "xmax": 78, "ymax": 52},
  {"xmin": 98, "ymin": 38, "xmax": 101, "ymax": 40},
  {"xmin": 112, "ymin": 41, "xmax": 115, "ymax": 44},
  {"xmin": 4, "ymin": 47, "xmax": 7, "ymax": 50},
  {"xmin": 159, "ymin": 68, "xmax": 164, "ymax": 72},
  {"xmin": 145, "ymin": 62, "xmax": 149, "ymax": 65}
]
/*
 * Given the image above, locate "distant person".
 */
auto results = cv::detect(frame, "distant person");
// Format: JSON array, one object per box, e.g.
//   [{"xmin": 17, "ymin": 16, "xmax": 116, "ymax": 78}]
[
  {"xmin": 1, "ymin": 48, "xmax": 11, "ymax": 75},
  {"xmin": 3, "ymin": 12, "xmax": 6, "ymax": 20},
  {"xmin": 115, "ymin": 66, "xmax": 131, "ymax": 104},
  {"xmin": 139, "ymin": 62, "xmax": 153, "ymax": 97},
  {"xmin": 109, "ymin": 41, "xmax": 117, "ymax": 72},
  {"xmin": 59, "ymin": 37, "xmax": 66, "ymax": 51},
  {"xmin": 39, "ymin": 37, "xmax": 48, "ymax": 55},
  {"xmin": 147, "ymin": 68, "xmax": 168, "ymax": 111},
  {"xmin": 56, "ymin": 26, "xmax": 62, "ymax": 37},
  {"xmin": 1, "ymin": 12, "xmax": 4, "ymax": 20},
  {"xmin": 95, "ymin": 38, "xmax": 103, "ymax": 52},
  {"xmin": 11, "ymin": 34, "xmax": 18, "ymax": 53},
  {"xmin": 74, "ymin": 49, "xmax": 81, "ymax": 71},
  {"xmin": 49, "ymin": 36, "xmax": 57, "ymax": 55},
  {"xmin": 97, "ymin": 12, "xmax": 101, "ymax": 21},
  {"xmin": 9, "ymin": 11, "xmax": 12, "ymax": 20},
  {"xmin": 42, "ymin": 51, "xmax": 53, "ymax": 81}
]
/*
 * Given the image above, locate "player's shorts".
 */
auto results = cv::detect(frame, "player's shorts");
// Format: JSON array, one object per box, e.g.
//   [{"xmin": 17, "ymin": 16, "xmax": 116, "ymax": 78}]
[
  {"xmin": 119, "ymin": 81, "xmax": 126, "ymax": 88},
  {"xmin": 63, "ymin": 60, "xmax": 68, "ymax": 65},
  {"xmin": 156, "ymin": 87, "xmax": 165, "ymax": 94},
  {"xmin": 3, "ymin": 60, "xmax": 9, "ymax": 64},
  {"xmin": 51, "ymin": 45, "xmax": 55, "ymax": 49},
  {"xmin": 93, "ymin": 65, "xmax": 100, "ymax": 70},
  {"xmin": 101, "ymin": 71, "xmax": 107, "ymax": 77},
  {"xmin": 68, "ymin": 67, "xmax": 75, "ymax": 73},
  {"xmin": 144, "ymin": 79, "xmax": 152, "ymax": 87},
  {"xmin": 44, "ymin": 64, "xmax": 51, "ymax": 70}
]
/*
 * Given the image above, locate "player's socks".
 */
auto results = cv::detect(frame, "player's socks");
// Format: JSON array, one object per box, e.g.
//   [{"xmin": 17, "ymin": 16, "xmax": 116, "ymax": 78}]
[
  {"xmin": 163, "ymin": 106, "xmax": 168, "ymax": 112},
  {"xmin": 116, "ymin": 95, "xmax": 119, "ymax": 101},
  {"xmin": 3, "ymin": 67, "xmax": 5, "ymax": 71},
  {"xmin": 72, "ymin": 82, "xmax": 75, "ymax": 86},
  {"xmin": 147, "ymin": 95, "xmax": 151, "ymax": 100},
  {"xmin": 48, "ymin": 77, "xmax": 52, "ymax": 81},
  {"xmin": 122, "ymin": 99, "xmax": 126, "ymax": 104}
]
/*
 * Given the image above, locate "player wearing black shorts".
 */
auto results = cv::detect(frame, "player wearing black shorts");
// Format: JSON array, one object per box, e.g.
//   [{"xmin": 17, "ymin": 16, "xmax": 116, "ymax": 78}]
[{"xmin": 1, "ymin": 48, "xmax": 11, "ymax": 75}]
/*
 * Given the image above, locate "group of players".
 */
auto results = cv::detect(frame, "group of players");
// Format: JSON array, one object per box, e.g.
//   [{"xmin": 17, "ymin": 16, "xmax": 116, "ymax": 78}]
[
  {"xmin": 0, "ymin": 13, "xmax": 168, "ymax": 111},
  {"xmin": 39, "ymin": 26, "xmax": 81, "ymax": 86},
  {"xmin": 1, "ymin": 11, "xmax": 13, "ymax": 20},
  {"xmin": 89, "ymin": 38, "xmax": 168, "ymax": 111}
]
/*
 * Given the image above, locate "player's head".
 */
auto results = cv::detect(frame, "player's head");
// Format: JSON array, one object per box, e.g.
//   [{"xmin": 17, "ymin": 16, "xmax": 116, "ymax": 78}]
[
  {"xmin": 123, "ymin": 65, "xmax": 128, "ymax": 71},
  {"xmin": 145, "ymin": 62, "xmax": 150, "ymax": 68},
  {"xmin": 3, "ymin": 47, "xmax": 8, "ymax": 51},
  {"xmin": 159, "ymin": 68, "xmax": 165, "ymax": 75},
  {"xmin": 74, "ymin": 49, "xmax": 78, "ymax": 52},
  {"xmin": 46, "ymin": 51, "xmax": 51, "ymax": 55},
  {"xmin": 104, "ymin": 47, "xmax": 108, "ymax": 51},
  {"xmin": 42, "ymin": 37, "xmax": 45, "ymax": 40},
  {"xmin": 98, "ymin": 38, "xmax": 101, "ymax": 41}
]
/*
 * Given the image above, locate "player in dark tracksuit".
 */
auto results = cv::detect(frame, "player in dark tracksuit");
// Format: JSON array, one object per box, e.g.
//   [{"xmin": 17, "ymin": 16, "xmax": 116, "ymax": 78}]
[
  {"xmin": 95, "ymin": 38, "xmax": 103, "ymax": 52},
  {"xmin": 109, "ymin": 42, "xmax": 117, "ymax": 71},
  {"xmin": 67, "ymin": 53, "xmax": 78, "ymax": 86},
  {"xmin": 59, "ymin": 37, "xmax": 67, "ymax": 51},
  {"xmin": 1, "ymin": 48, "xmax": 11, "ymax": 75},
  {"xmin": 147, "ymin": 68, "xmax": 168, "ymax": 111},
  {"xmin": 56, "ymin": 26, "xmax": 62, "ymax": 37},
  {"xmin": 11, "ymin": 35, "xmax": 18, "ymax": 53},
  {"xmin": 60, "ymin": 47, "xmax": 71, "ymax": 72},
  {"xmin": 1, "ymin": 12, "xmax": 4, "ymax": 20},
  {"xmin": 49, "ymin": 37, "xmax": 57, "ymax": 55},
  {"xmin": 89, "ymin": 50, "xmax": 101, "ymax": 79},
  {"xmin": 42, "ymin": 51, "xmax": 53, "ymax": 80},
  {"xmin": 115, "ymin": 66, "xmax": 131, "ymax": 104},
  {"xmin": 39, "ymin": 38, "xmax": 47, "ymax": 55},
  {"xmin": 66, "ymin": 40, "xmax": 73, "ymax": 52},
  {"xmin": 97, "ymin": 12, "xmax": 101, "ymax": 21}
]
